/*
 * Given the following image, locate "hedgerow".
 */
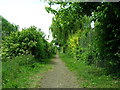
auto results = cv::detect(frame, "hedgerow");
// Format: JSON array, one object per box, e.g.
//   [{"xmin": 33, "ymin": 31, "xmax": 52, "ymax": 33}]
[{"xmin": 2, "ymin": 26, "xmax": 55, "ymax": 61}]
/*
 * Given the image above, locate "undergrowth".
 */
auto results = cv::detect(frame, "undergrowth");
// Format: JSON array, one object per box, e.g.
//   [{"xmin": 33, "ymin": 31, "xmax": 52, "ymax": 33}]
[
  {"xmin": 59, "ymin": 53, "xmax": 120, "ymax": 88},
  {"xmin": 2, "ymin": 54, "xmax": 53, "ymax": 88}
]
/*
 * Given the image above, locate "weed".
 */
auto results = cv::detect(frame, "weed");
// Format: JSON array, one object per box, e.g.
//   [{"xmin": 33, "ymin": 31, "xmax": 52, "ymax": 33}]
[
  {"xmin": 2, "ymin": 54, "xmax": 52, "ymax": 88},
  {"xmin": 60, "ymin": 53, "xmax": 119, "ymax": 88}
]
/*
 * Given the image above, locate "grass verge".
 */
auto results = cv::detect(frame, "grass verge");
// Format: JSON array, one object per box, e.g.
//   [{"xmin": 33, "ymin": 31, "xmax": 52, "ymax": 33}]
[
  {"xmin": 2, "ymin": 54, "xmax": 53, "ymax": 88},
  {"xmin": 59, "ymin": 53, "xmax": 120, "ymax": 88}
]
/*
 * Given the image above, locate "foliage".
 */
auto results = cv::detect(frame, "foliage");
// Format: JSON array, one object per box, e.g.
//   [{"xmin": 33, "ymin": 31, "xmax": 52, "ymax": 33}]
[
  {"xmin": 93, "ymin": 3, "xmax": 120, "ymax": 75},
  {"xmin": 60, "ymin": 53, "xmax": 119, "ymax": 88},
  {"xmin": 46, "ymin": 2, "xmax": 100, "ymax": 47},
  {"xmin": 1, "ymin": 16, "xmax": 56, "ymax": 88},
  {"xmin": 1, "ymin": 17, "xmax": 56, "ymax": 87},
  {"xmin": 47, "ymin": 2, "xmax": 120, "ymax": 77},
  {"xmin": 0, "ymin": 16, "xmax": 18, "ymax": 38},
  {"xmin": 2, "ymin": 26, "xmax": 55, "ymax": 61},
  {"xmin": 2, "ymin": 54, "xmax": 53, "ymax": 88}
]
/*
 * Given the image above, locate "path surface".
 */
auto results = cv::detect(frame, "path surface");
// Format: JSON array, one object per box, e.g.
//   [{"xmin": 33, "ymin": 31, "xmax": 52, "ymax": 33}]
[{"xmin": 40, "ymin": 55, "xmax": 80, "ymax": 88}]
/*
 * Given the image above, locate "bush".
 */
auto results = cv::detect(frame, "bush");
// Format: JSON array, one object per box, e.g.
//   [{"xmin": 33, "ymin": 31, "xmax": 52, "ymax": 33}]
[
  {"xmin": 2, "ymin": 54, "xmax": 35, "ymax": 87},
  {"xmin": 2, "ymin": 26, "xmax": 54, "ymax": 61},
  {"xmin": 2, "ymin": 54, "xmax": 52, "ymax": 88}
]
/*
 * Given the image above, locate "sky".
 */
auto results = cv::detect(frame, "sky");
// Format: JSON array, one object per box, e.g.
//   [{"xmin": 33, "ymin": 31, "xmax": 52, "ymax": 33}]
[{"xmin": 0, "ymin": 0, "xmax": 58, "ymax": 42}]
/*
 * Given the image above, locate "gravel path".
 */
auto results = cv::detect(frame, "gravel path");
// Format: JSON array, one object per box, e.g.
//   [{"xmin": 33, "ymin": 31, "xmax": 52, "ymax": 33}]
[{"xmin": 40, "ymin": 55, "xmax": 80, "ymax": 88}]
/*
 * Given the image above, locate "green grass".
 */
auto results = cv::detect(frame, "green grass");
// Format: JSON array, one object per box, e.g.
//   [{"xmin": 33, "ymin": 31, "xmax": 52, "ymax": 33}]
[
  {"xmin": 59, "ymin": 53, "xmax": 120, "ymax": 88},
  {"xmin": 2, "ymin": 54, "xmax": 53, "ymax": 88}
]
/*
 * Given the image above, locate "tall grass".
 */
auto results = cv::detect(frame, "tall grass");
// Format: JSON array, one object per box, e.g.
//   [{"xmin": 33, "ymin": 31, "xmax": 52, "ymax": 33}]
[
  {"xmin": 2, "ymin": 54, "xmax": 52, "ymax": 88},
  {"xmin": 59, "ymin": 53, "xmax": 120, "ymax": 88}
]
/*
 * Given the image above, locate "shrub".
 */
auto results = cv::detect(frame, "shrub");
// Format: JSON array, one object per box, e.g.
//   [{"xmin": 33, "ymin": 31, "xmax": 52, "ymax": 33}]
[
  {"xmin": 2, "ymin": 26, "xmax": 54, "ymax": 61},
  {"xmin": 2, "ymin": 54, "xmax": 35, "ymax": 87}
]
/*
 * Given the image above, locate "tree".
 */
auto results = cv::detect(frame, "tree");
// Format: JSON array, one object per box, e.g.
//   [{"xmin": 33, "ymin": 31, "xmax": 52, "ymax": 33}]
[{"xmin": 0, "ymin": 16, "xmax": 18, "ymax": 38}]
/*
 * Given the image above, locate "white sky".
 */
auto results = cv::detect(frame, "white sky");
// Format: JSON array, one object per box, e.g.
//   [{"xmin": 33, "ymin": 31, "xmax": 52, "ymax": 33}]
[
  {"xmin": 91, "ymin": 21, "xmax": 94, "ymax": 28},
  {"xmin": 0, "ymin": 0, "xmax": 58, "ymax": 42}
]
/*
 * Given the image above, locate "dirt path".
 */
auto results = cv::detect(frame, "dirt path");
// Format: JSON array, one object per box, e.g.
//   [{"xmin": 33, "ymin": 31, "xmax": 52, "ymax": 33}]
[{"xmin": 40, "ymin": 55, "xmax": 80, "ymax": 88}]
